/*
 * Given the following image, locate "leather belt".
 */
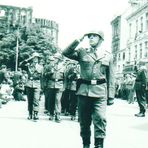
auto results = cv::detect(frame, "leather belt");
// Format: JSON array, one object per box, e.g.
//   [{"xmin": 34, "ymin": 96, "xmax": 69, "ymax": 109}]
[
  {"xmin": 135, "ymin": 80, "xmax": 141, "ymax": 82},
  {"xmin": 78, "ymin": 78, "xmax": 106, "ymax": 85},
  {"xmin": 50, "ymin": 79, "xmax": 63, "ymax": 82},
  {"xmin": 29, "ymin": 77, "xmax": 40, "ymax": 80}
]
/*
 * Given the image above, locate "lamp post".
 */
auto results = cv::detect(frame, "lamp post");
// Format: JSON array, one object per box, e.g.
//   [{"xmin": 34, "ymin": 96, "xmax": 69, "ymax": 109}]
[{"xmin": 15, "ymin": 27, "xmax": 19, "ymax": 72}]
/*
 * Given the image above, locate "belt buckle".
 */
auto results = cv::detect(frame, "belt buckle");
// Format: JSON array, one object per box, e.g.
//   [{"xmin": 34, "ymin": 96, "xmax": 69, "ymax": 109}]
[
  {"xmin": 30, "ymin": 77, "xmax": 33, "ymax": 80},
  {"xmin": 91, "ymin": 80, "xmax": 97, "ymax": 85},
  {"xmin": 55, "ymin": 79, "xmax": 58, "ymax": 82},
  {"xmin": 77, "ymin": 75, "xmax": 80, "ymax": 79}
]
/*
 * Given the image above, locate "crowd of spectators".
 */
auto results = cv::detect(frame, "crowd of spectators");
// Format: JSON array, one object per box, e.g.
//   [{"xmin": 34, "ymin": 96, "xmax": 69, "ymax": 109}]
[{"xmin": 0, "ymin": 65, "xmax": 27, "ymax": 108}]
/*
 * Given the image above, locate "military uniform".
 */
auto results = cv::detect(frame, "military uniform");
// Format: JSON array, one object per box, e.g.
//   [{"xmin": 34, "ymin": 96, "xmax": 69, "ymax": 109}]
[
  {"xmin": 45, "ymin": 55, "xmax": 64, "ymax": 122},
  {"xmin": 20, "ymin": 52, "xmax": 43, "ymax": 121},
  {"xmin": 62, "ymin": 37, "xmax": 115, "ymax": 147},
  {"xmin": 65, "ymin": 62, "xmax": 79, "ymax": 120},
  {"xmin": 134, "ymin": 62, "xmax": 147, "ymax": 117}
]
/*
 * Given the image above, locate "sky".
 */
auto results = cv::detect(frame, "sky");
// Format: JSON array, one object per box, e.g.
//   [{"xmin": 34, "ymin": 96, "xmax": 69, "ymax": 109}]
[{"xmin": 0, "ymin": 0, "xmax": 130, "ymax": 49}]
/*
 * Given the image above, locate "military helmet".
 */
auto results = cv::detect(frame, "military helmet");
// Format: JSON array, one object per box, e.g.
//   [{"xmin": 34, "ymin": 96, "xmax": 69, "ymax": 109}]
[
  {"xmin": 85, "ymin": 30, "xmax": 104, "ymax": 40},
  {"xmin": 54, "ymin": 53, "xmax": 63, "ymax": 61},
  {"xmin": 32, "ymin": 52, "xmax": 41, "ymax": 58},
  {"xmin": 48, "ymin": 56, "xmax": 55, "ymax": 61}
]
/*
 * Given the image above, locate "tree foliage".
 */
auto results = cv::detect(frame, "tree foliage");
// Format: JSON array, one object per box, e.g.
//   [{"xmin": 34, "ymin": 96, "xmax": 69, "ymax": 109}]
[{"xmin": 0, "ymin": 24, "xmax": 58, "ymax": 70}]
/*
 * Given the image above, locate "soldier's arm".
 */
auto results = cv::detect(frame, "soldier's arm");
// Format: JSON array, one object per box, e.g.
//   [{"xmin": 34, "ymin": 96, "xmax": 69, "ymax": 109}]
[
  {"xmin": 107, "ymin": 55, "xmax": 116, "ymax": 105},
  {"xmin": 62, "ymin": 35, "xmax": 85, "ymax": 60},
  {"xmin": 141, "ymin": 68, "xmax": 148, "ymax": 88}
]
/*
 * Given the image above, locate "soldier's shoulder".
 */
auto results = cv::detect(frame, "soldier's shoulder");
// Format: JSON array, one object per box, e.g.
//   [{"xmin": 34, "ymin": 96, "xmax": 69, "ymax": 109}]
[
  {"xmin": 99, "ymin": 50, "xmax": 113, "ymax": 66},
  {"xmin": 101, "ymin": 50, "xmax": 112, "ymax": 60}
]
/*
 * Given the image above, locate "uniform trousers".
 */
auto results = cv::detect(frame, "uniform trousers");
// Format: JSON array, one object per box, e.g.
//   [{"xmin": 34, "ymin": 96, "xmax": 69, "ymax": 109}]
[
  {"xmin": 44, "ymin": 88, "xmax": 50, "ymax": 111},
  {"xmin": 69, "ymin": 90, "xmax": 77, "ymax": 116},
  {"xmin": 26, "ymin": 87, "xmax": 40, "ymax": 113},
  {"xmin": 78, "ymin": 95, "xmax": 107, "ymax": 145},
  {"xmin": 135, "ymin": 88, "xmax": 146, "ymax": 113},
  {"xmin": 61, "ymin": 89, "xmax": 70, "ymax": 113},
  {"xmin": 47, "ymin": 88, "xmax": 63, "ymax": 115}
]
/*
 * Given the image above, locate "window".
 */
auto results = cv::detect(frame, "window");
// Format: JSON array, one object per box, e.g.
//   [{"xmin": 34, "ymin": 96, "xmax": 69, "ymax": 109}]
[
  {"xmin": 140, "ymin": 17, "xmax": 143, "ymax": 32},
  {"xmin": 136, "ymin": 20, "xmax": 138, "ymax": 34},
  {"xmin": 146, "ymin": 13, "xmax": 148, "ymax": 31},
  {"xmin": 0, "ymin": 9, "xmax": 5, "ymax": 17},
  {"xmin": 145, "ymin": 41, "xmax": 148, "ymax": 49},
  {"xmin": 123, "ymin": 52, "xmax": 125, "ymax": 60},
  {"xmin": 118, "ymin": 65, "xmax": 120, "ymax": 71},
  {"xmin": 129, "ymin": 23, "xmax": 132, "ymax": 38},
  {"xmin": 113, "ymin": 22, "xmax": 119, "ymax": 37},
  {"xmin": 135, "ymin": 45, "xmax": 137, "ymax": 59},
  {"xmin": 139, "ymin": 43, "xmax": 142, "ymax": 58},
  {"xmin": 118, "ymin": 53, "xmax": 121, "ymax": 61},
  {"xmin": 128, "ymin": 47, "xmax": 131, "ymax": 61},
  {"xmin": 145, "ymin": 41, "xmax": 148, "ymax": 57}
]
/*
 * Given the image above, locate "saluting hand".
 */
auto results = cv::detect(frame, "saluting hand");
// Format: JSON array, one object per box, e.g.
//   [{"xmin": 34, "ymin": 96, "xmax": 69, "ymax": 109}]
[{"xmin": 79, "ymin": 34, "xmax": 86, "ymax": 42}]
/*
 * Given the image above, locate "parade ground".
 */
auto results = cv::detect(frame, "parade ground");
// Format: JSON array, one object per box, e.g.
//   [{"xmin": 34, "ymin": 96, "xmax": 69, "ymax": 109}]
[{"xmin": 0, "ymin": 98, "xmax": 148, "ymax": 148}]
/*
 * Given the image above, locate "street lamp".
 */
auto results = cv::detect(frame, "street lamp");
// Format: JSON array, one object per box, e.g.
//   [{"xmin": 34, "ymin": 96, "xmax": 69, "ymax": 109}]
[{"xmin": 15, "ymin": 26, "xmax": 20, "ymax": 72}]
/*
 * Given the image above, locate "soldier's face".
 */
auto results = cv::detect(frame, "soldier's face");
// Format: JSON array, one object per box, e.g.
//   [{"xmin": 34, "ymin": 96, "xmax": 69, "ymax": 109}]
[
  {"xmin": 88, "ymin": 34, "xmax": 101, "ymax": 47},
  {"xmin": 32, "ymin": 57, "xmax": 38, "ymax": 63}
]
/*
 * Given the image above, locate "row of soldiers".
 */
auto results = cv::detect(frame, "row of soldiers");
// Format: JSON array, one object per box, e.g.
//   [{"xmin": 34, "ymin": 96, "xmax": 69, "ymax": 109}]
[{"xmin": 19, "ymin": 52, "xmax": 80, "ymax": 122}]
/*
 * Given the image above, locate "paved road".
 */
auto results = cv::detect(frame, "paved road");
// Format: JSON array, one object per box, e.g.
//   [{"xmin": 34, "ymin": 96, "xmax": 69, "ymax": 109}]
[{"xmin": 0, "ymin": 97, "xmax": 148, "ymax": 148}]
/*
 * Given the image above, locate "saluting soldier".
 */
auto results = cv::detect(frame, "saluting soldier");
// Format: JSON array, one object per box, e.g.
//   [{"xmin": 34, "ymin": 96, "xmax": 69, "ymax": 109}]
[
  {"xmin": 20, "ymin": 52, "xmax": 43, "ymax": 121},
  {"xmin": 62, "ymin": 30, "xmax": 115, "ymax": 148}
]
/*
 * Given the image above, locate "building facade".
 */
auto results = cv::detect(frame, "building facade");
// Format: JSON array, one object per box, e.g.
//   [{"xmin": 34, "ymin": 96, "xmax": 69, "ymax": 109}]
[
  {"xmin": 34, "ymin": 18, "xmax": 59, "ymax": 45},
  {"xmin": 0, "ymin": 5, "xmax": 33, "ymax": 33},
  {"xmin": 111, "ymin": 0, "xmax": 148, "ymax": 79},
  {"xmin": 0, "ymin": 4, "xmax": 59, "ymax": 46}
]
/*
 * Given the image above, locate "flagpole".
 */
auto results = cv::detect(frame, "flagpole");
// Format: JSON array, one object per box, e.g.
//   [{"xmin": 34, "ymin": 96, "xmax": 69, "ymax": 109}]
[{"xmin": 15, "ymin": 27, "xmax": 19, "ymax": 72}]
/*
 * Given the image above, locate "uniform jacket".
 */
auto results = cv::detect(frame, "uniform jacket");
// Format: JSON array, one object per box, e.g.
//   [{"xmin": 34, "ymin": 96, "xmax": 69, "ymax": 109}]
[
  {"xmin": 65, "ymin": 64, "xmax": 79, "ymax": 91},
  {"xmin": 25, "ymin": 63, "xmax": 43, "ymax": 89},
  {"xmin": 62, "ymin": 39, "xmax": 115, "ymax": 98},
  {"xmin": 43, "ymin": 62, "xmax": 64, "ymax": 90},
  {"xmin": 134, "ymin": 66, "xmax": 148, "ymax": 90}
]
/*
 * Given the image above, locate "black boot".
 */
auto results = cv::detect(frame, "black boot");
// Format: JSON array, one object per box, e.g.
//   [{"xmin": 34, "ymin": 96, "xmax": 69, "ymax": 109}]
[
  {"xmin": 33, "ymin": 111, "xmax": 39, "ymax": 121},
  {"xmin": 94, "ymin": 138, "xmax": 104, "ymax": 148},
  {"xmin": 135, "ymin": 112, "xmax": 145, "ymax": 117},
  {"xmin": 55, "ymin": 113, "xmax": 61, "ymax": 123},
  {"xmin": 27, "ymin": 111, "xmax": 32, "ymax": 120},
  {"xmin": 83, "ymin": 145, "xmax": 90, "ymax": 148},
  {"xmin": 49, "ymin": 115, "xmax": 54, "ymax": 121},
  {"xmin": 82, "ymin": 137, "xmax": 90, "ymax": 148}
]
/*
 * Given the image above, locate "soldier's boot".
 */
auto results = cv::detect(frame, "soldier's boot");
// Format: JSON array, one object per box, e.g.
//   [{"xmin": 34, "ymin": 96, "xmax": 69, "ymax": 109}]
[
  {"xmin": 83, "ymin": 145, "xmax": 90, "ymax": 148},
  {"xmin": 55, "ymin": 113, "xmax": 61, "ymax": 123},
  {"xmin": 94, "ymin": 138, "xmax": 104, "ymax": 148},
  {"xmin": 33, "ymin": 111, "xmax": 39, "ymax": 121},
  {"xmin": 71, "ymin": 115, "xmax": 76, "ymax": 121},
  {"xmin": 83, "ymin": 137, "xmax": 90, "ymax": 148},
  {"xmin": 49, "ymin": 115, "xmax": 54, "ymax": 121},
  {"xmin": 27, "ymin": 111, "xmax": 32, "ymax": 120},
  {"xmin": 135, "ymin": 112, "xmax": 145, "ymax": 117}
]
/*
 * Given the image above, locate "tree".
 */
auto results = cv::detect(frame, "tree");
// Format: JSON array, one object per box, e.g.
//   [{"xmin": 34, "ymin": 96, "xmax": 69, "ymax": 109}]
[{"xmin": 0, "ymin": 23, "xmax": 58, "ymax": 70}]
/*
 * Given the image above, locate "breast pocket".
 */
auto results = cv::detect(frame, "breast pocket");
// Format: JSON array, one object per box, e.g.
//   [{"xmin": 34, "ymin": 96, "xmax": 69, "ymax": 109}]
[{"xmin": 100, "ymin": 65, "xmax": 107, "ymax": 75}]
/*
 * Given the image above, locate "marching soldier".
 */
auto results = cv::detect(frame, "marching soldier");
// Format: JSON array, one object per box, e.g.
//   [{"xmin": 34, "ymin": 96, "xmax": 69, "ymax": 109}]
[
  {"xmin": 43, "ymin": 56, "xmax": 55, "ymax": 114},
  {"xmin": 45, "ymin": 53, "xmax": 65, "ymax": 123},
  {"xmin": 62, "ymin": 30, "xmax": 115, "ymax": 148},
  {"xmin": 20, "ymin": 52, "xmax": 43, "ymax": 121},
  {"xmin": 65, "ymin": 61, "xmax": 79, "ymax": 120}
]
